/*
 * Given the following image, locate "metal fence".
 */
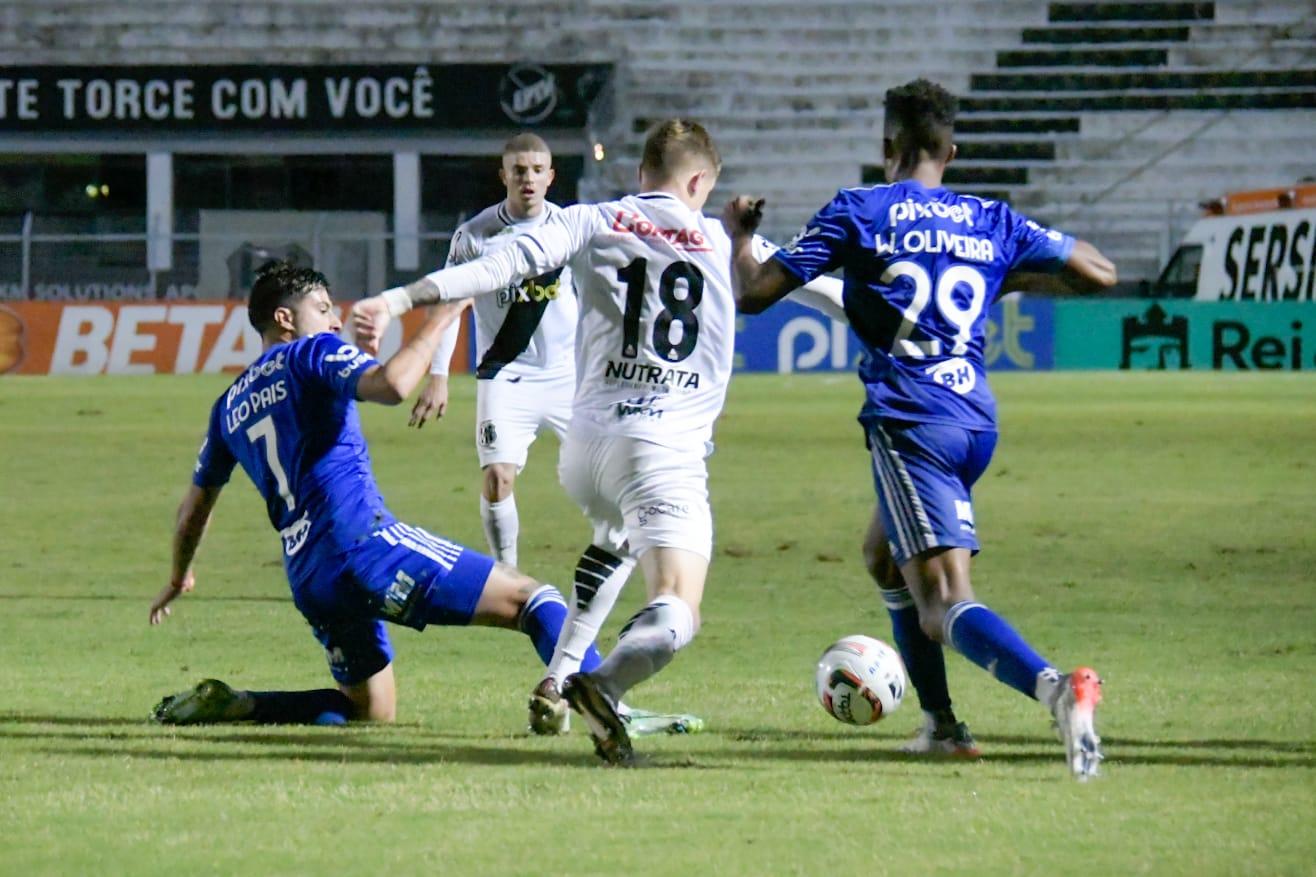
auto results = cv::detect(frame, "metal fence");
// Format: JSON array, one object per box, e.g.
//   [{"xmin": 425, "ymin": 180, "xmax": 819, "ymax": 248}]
[{"xmin": 0, "ymin": 212, "xmax": 459, "ymax": 301}]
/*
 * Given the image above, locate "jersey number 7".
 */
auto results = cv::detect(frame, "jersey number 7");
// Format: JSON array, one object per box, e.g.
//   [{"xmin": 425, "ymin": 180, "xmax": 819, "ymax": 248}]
[
  {"xmin": 246, "ymin": 415, "xmax": 296, "ymax": 512},
  {"xmin": 616, "ymin": 258, "xmax": 704, "ymax": 362}
]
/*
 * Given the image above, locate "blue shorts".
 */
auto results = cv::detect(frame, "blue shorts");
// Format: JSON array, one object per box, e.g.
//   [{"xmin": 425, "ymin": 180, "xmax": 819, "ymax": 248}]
[
  {"xmin": 292, "ymin": 522, "xmax": 497, "ymax": 685},
  {"xmin": 865, "ymin": 419, "xmax": 998, "ymax": 567}
]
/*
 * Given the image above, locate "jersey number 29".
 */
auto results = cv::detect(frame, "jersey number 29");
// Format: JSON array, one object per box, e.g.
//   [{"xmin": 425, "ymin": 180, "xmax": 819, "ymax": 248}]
[
  {"xmin": 616, "ymin": 258, "xmax": 704, "ymax": 362},
  {"xmin": 883, "ymin": 260, "xmax": 987, "ymax": 358}
]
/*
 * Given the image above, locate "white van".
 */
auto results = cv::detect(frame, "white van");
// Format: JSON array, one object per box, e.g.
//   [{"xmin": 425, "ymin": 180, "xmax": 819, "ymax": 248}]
[{"xmin": 1147, "ymin": 183, "xmax": 1316, "ymax": 301}]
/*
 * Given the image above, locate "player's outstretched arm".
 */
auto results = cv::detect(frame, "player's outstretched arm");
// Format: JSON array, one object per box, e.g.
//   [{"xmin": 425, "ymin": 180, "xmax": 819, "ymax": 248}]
[
  {"xmin": 1066, "ymin": 239, "xmax": 1118, "ymax": 288},
  {"xmin": 723, "ymin": 196, "xmax": 802, "ymax": 314},
  {"xmin": 151, "ymin": 483, "xmax": 223, "ymax": 625},
  {"xmin": 352, "ymin": 247, "xmax": 538, "ymax": 353},
  {"xmin": 356, "ymin": 301, "xmax": 467, "ymax": 406}
]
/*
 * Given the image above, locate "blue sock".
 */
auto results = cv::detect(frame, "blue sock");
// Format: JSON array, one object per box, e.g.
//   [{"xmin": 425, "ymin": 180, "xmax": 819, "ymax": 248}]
[
  {"xmin": 943, "ymin": 601, "xmax": 1051, "ymax": 700},
  {"xmin": 248, "ymin": 689, "xmax": 354, "ymax": 724},
  {"xmin": 881, "ymin": 587, "xmax": 952, "ymax": 714},
  {"xmin": 520, "ymin": 584, "xmax": 603, "ymax": 669}
]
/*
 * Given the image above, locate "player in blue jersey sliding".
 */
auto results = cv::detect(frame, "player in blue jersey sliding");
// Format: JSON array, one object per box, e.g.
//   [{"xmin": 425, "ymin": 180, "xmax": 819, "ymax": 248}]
[
  {"xmin": 148, "ymin": 261, "xmax": 604, "ymax": 726},
  {"xmin": 723, "ymin": 79, "xmax": 1117, "ymax": 780}
]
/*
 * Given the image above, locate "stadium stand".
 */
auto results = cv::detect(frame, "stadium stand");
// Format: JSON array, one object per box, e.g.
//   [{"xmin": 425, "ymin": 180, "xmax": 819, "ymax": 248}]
[{"xmin": 0, "ymin": 0, "xmax": 1311, "ymax": 281}]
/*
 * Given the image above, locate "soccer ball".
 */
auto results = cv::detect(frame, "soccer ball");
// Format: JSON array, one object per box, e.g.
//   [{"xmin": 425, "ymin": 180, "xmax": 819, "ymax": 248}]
[{"xmin": 815, "ymin": 635, "xmax": 907, "ymax": 725}]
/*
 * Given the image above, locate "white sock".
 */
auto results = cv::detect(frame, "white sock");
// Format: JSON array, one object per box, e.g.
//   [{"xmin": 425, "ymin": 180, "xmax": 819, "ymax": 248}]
[
  {"xmin": 547, "ymin": 544, "xmax": 636, "ymax": 685},
  {"xmin": 1035, "ymin": 667, "xmax": 1063, "ymax": 707},
  {"xmin": 480, "ymin": 494, "xmax": 518, "ymax": 567},
  {"xmin": 593, "ymin": 595, "xmax": 696, "ymax": 703}
]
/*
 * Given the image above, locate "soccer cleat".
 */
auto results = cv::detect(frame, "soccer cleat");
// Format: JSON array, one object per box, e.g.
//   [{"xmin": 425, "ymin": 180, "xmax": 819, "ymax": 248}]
[
  {"xmin": 1050, "ymin": 667, "xmax": 1104, "ymax": 781},
  {"xmin": 622, "ymin": 707, "xmax": 706, "ymax": 737},
  {"xmin": 899, "ymin": 716, "xmax": 982, "ymax": 758},
  {"xmin": 561, "ymin": 672, "xmax": 633, "ymax": 766},
  {"xmin": 151, "ymin": 678, "xmax": 244, "ymax": 725},
  {"xmin": 527, "ymin": 677, "xmax": 570, "ymax": 736}
]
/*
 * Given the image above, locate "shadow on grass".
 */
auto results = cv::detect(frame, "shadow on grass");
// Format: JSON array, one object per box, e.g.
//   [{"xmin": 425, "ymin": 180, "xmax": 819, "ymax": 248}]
[
  {"xmin": 1, "ymin": 721, "xmax": 715, "ymax": 770},
  {"xmin": 733, "ymin": 745, "xmax": 1316, "ymax": 770},
  {"xmin": 0, "ymin": 713, "xmax": 153, "ymax": 728},
  {"xmin": 7, "ymin": 720, "xmax": 1314, "ymax": 771},
  {"xmin": 977, "ymin": 732, "xmax": 1316, "ymax": 754},
  {"xmin": 36, "ymin": 740, "xmax": 606, "ymax": 768},
  {"xmin": 718, "ymin": 727, "xmax": 1316, "ymax": 769}
]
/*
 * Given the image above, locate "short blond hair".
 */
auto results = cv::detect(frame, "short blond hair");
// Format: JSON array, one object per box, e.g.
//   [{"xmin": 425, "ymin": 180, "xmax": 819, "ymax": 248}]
[
  {"xmin": 503, "ymin": 132, "xmax": 552, "ymax": 159},
  {"xmin": 640, "ymin": 119, "xmax": 721, "ymax": 182}
]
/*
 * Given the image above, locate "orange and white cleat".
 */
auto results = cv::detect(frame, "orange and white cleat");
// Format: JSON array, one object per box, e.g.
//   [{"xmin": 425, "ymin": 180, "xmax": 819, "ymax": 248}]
[{"xmin": 1051, "ymin": 667, "xmax": 1104, "ymax": 781}]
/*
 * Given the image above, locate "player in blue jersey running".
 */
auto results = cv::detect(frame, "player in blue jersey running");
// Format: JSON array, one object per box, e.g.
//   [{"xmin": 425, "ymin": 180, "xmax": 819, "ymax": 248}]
[
  {"xmin": 723, "ymin": 79, "xmax": 1117, "ymax": 780},
  {"xmin": 148, "ymin": 261, "xmax": 603, "ymax": 726}
]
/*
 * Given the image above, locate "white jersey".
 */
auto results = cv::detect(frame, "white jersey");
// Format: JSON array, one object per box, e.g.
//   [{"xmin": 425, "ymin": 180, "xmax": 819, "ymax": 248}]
[
  {"xmin": 513, "ymin": 192, "xmax": 773, "ymax": 448},
  {"xmin": 432, "ymin": 200, "xmax": 577, "ymax": 381}
]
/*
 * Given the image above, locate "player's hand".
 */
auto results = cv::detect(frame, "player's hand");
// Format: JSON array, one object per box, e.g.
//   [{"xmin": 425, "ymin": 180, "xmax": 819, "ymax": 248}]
[
  {"xmin": 149, "ymin": 572, "xmax": 194, "ymax": 625},
  {"xmin": 351, "ymin": 296, "xmax": 393, "ymax": 356},
  {"xmin": 409, "ymin": 374, "xmax": 451, "ymax": 428},
  {"xmin": 722, "ymin": 196, "xmax": 766, "ymax": 237}
]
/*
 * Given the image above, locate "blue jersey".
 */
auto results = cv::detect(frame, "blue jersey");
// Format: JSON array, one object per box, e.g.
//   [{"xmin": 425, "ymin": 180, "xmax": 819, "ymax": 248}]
[
  {"xmin": 192, "ymin": 333, "xmax": 393, "ymax": 590},
  {"xmin": 773, "ymin": 180, "xmax": 1074, "ymax": 430}
]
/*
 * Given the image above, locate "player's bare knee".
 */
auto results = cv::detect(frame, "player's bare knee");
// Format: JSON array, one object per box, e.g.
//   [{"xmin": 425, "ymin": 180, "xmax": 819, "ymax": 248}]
[
  {"xmin": 919, "ymin": 609, "xmax": 949, "ymax": 643},
  {"xmin": 341, "ymin": 677, "xmax": 396, "ymax": 723},
  {"xmin": 482, "ymin": 464, "xmax": 516, "ymax": 501},
  {"xmin": 863, "ymin": 543, "xmax": 899, "ymax": 588},
  {"xmin": 472, "ymin": 563, "xmax": 538, "ymax": 628}
]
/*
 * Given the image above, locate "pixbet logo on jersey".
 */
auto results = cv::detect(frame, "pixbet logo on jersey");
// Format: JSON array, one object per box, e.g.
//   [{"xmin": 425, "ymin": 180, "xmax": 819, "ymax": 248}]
[{"xmin": 610, "ymin": 211, "xmax": 710, "ymax": 252}]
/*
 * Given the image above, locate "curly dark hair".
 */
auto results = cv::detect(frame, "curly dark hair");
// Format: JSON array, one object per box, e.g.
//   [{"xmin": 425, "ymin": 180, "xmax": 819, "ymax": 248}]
[
  {"xmin": 247, "ymin": 260, "xmax": 330, "ymax": 334},
  {"xmin": 884, "ymin": 79, "xmax": 958, "ymax": 170}
]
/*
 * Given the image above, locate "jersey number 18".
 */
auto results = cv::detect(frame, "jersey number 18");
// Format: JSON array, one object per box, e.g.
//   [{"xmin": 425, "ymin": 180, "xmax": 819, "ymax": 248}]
[{"xmin": 616, "ymin": 258, "xmax": 704, "ymax": 362}]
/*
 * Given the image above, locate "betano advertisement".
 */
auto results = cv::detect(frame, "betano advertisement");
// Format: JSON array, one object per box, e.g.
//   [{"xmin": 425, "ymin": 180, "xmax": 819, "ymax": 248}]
[
  {"xmin": 0, "ymin": 303, "xmax": 467, "ymax": 375},
  {"xmin": 0, "ymin": 298, "xmax": 1311, "ymax": 376}
]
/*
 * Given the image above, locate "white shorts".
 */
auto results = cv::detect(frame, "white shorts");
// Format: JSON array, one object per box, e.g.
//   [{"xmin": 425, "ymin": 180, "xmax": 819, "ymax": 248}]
[
  {"xmin": 557, "ymin": 430, "xmax": 713, "ymax": 560},
  {"xmin": 475, "ymin": 374, "xmax": 573, "ymax": 469}
]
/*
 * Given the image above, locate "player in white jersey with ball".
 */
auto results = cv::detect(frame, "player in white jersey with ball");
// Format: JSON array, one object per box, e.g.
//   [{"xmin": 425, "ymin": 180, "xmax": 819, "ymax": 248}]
[
  {"xmin": 408, "ymin": 134, "xmax": 703, "ymax": 740},
  {"xmin": 355, "ymin": 120, "xmax": 844, "ymax": 764},
  {"xmin": 409, "ymin": 133, "xmax": 576, "ymax": 570}
]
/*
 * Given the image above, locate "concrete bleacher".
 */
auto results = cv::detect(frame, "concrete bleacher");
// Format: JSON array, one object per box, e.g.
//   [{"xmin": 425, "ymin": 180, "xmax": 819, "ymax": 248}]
[{"xmin": 0, "ymin": 0, "xmax": 1311, "ymax": 281}]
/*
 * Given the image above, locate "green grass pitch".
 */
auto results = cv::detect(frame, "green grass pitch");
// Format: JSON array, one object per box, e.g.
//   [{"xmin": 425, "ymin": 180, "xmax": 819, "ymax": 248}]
[{"xmin": 1, "ymin": 371, "xmax": 1313, "ymax": 875}]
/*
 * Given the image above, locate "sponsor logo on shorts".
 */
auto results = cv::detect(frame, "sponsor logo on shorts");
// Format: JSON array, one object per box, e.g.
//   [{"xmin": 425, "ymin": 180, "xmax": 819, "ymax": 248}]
[
  {"xmin": 955, "ymin": 499, "xmax": 976, "ymax": 534},
  {"xmin": 325, "ymin": 646, "xmax": 346, "ymax": 671},
  {"xmin": 381, "ymin": 569, "xmax": 418, "ymax": 621},
  {"xmin": 636, "ymin": 501, "xmax": 689, "ymax": 527},
  {"xmin": 478, "ymin": 420, "xmax": 498, "ymax": 448}
]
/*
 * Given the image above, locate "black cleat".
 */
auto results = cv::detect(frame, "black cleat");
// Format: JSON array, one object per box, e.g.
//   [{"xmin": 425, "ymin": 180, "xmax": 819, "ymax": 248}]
[{"xmin": 561, "ymin": 672, "xmax": 633, "ymax": 766}]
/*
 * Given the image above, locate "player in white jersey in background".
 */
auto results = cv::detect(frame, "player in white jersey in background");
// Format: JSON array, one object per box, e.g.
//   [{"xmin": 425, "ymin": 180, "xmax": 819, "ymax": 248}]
[
  {"xmin": 353, "ymin": 119, "xmax": 845, "ymax": 764},
  {"xmin": 409, "ymin": 133, "xmax": 575, "ymax": 570}
]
